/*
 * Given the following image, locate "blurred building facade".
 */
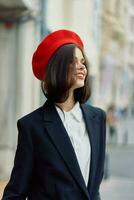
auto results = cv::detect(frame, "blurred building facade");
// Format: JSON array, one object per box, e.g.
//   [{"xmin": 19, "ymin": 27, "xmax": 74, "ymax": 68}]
[
  {"xmin": 99, "ymin": 0, "xmax": 126, "ymax": 109},
  {"xmin": 100, "ymin": 0, "xmax": 134, "ymax": 145},
  {"xmin": 100, "ymin": 0, "xmax": 134, "ymax": 112},
  {"xmin": 0, "ymin": 0, "xmax": 42, "ymax": 179},
  {"xmin": 124, "ymin": 0, "xmax": 134, "ymax": 114},
  {"xmin": 117, "ymin": 0, "xmax": 134, "ymax": 145}
]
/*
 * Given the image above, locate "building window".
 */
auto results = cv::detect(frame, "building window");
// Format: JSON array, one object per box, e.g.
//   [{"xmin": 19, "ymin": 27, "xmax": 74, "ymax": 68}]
[
  {"xmin": 129, "ymin": 42, "xmax": 134, "ymax": 55},
  {"xmin": 130, "ymin": 16, "xmax": 134, "ymax": 32},
  {"xmin": 131, "ymin": 0, "xmax": 134, "ymax": 6},
  {"xmin": 115, "ymin": 0, "xmax": 120, "ymax": 17},
  {"xmin": 129, "ymin": 64, "xmax": 134, "ymax": 73}
]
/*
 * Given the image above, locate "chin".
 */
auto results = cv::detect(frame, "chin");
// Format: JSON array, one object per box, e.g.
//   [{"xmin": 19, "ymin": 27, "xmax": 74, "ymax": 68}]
[{"xmin": 73, "ymin": 81, "xmax": 85, "ymax": 89}]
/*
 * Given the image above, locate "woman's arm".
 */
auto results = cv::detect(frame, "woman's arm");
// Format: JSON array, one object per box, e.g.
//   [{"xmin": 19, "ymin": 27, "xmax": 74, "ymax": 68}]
[{"xmin": 1, "ymin": 119, "xmax": 34, "ymax": 200}]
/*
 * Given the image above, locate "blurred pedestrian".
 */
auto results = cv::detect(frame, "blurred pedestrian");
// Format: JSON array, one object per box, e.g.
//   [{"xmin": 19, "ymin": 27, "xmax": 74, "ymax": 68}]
[
  {"xmin": 107, "ymin": 104, "xmax": 117, "ymax": 144},
  {"xmin": 2, "ymin": 29, "xmax": 106, "ymax": 200}
]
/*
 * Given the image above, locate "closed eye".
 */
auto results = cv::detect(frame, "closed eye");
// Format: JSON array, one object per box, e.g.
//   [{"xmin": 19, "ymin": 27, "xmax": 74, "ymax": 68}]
[
  {"xmin": 74, "ymin": 57, "xmax": 86, "ymax": 65},
  {"xmin": 81, "ymin": 58, "xmax": 86, "ymax": 65}
]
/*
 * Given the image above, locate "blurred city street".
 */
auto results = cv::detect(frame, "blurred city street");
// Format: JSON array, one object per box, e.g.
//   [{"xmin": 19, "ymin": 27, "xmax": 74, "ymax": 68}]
[
  {"xmin": 100, "ymin": 144, "xmax": 134, "ymax": 200},
  {"xmin": 101, "ymin": 176, "xmax": 134, "ymax": 200}
]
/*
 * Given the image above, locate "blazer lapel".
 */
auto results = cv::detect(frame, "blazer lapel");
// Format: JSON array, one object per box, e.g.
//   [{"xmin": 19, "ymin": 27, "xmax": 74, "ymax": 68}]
[
  {"xmin": 42, "ymin": 101, "xmax": 90, "ymax": 199},
  {"xmin": 81, "ymin": 104, "xmax": 101, "ymax": 194}
]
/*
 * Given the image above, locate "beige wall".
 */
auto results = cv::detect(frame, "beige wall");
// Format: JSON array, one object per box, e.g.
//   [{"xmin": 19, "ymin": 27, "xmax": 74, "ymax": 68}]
[{"xmin": 0, "ymin": 1, "xmax": 40, "ymax": 179}]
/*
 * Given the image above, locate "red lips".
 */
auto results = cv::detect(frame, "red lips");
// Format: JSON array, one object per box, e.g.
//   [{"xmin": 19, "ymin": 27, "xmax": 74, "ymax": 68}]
[{"xmin": 76, "ymin": 72, "xmax": 85, "ymax": 79}]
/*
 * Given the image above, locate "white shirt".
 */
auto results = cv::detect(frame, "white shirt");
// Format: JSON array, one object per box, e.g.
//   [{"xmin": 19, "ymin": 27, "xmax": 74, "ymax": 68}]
[{"xmin": 55, "ymin": 102, "xmax": 91, "ymax": 186}]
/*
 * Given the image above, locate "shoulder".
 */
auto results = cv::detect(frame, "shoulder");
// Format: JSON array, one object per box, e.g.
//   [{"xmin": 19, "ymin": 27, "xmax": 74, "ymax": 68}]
[
  {"xmin": 17, "ymin": 105, "xmax": 44, "ymax": 128},
  {"xmin": 81, "ymin": 103, "xmax": 106, "ymax": 120}
]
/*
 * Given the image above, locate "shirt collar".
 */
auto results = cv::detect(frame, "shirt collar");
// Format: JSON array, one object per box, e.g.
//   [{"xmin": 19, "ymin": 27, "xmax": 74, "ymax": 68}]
[
  {"xmin": 69, "ymin": 102, "xmax": 82, "ymax": 122},
  {"xmin": 56, "ymin": 102, "xmax": 82, "ymax": 123}
]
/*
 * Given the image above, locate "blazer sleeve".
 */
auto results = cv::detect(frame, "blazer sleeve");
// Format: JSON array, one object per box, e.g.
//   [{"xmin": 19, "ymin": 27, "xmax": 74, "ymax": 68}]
[
  {"xmin": 94, "ymin": 110, "xmax": 106, "ymax": 200},
  {"xmin": 1, "ymin": 119, "xmax": 34, "ymax": 200}
]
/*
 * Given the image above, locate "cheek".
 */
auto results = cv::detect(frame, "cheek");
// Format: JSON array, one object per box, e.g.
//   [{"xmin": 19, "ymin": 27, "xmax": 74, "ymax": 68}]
[
  {"xmin": 67, "ymin": 71, "xmax": 76, "ymax": 86},
  {"xmin": 85, "ymin": 68, "xmax": 88, "ymax": 75},
  {"xmin": 68, "ymin": 67, "xmax": 76, "ymax": 79},
  {"xmin": 71, "ymin": 75, "xmax": 77, "ymax": 83}
]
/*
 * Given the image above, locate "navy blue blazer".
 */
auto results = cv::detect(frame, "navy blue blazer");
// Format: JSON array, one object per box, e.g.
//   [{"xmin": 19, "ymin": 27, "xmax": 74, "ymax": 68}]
[{"xmin": 2, "ymin": 100, "xmax": 106, "ymax": 200}]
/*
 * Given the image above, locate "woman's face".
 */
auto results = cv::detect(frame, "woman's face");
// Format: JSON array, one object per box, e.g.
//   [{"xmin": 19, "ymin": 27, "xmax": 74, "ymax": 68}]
[{"xmin": 70, "ymin": 47, "xmax": 87, "ymax": 90}]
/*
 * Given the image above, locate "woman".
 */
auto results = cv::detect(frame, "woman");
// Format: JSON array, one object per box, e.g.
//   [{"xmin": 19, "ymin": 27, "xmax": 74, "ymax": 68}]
[{"xmin": 2, "ymin": 29, "xmax": 106, "ymax": 200}]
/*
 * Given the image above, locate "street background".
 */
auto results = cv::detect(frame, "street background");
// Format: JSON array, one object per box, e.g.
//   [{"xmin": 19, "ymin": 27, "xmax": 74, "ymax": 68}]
[
  {"xmin": 100, "ymin": 144, "xmax": 134, "ymax": 200},
  {"xmin": 0, "ymin": 0, "xmax": 134, "ymax": 199}
]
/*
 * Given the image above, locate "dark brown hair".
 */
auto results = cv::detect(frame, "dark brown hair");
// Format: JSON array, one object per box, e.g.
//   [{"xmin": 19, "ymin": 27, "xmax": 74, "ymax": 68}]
[{"xmin": 41, "ymin": 44, "xmax": 91, "ymax": 103}]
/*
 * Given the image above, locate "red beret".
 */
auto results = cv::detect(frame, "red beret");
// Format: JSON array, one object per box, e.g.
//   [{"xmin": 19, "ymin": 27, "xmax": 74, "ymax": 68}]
[{"xmin": 32, "ymin": 29, "xmax": 84, "ymax": 80}]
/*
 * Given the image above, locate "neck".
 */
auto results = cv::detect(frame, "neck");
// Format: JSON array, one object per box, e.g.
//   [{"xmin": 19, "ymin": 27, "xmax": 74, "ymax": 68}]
[{"xmin": 55, "ymin": 90, "xmax": 76, "ymax": 112}]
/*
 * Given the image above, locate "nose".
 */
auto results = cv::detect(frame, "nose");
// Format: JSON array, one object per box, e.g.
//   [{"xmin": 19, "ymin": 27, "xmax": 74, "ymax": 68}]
[{"xmin": 76, "ymin": 61, "xmax": 86, "ymax": 70}]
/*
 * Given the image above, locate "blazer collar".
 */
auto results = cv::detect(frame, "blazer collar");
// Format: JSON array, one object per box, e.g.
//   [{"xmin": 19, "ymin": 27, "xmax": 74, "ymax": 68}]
[
  {"xmin": 42, "ymin": 100, "xmax": 100, "ymax": 198},
  {"xmin": 80, "ymin": 104, "xmax": 101, "ymax": 193}
]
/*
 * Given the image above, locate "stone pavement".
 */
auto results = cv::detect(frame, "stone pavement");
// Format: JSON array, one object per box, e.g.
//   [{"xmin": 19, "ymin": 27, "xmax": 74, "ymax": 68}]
[{"xmin": 100, "ymin": 176, "xmax": 134, "ymax": 200}]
